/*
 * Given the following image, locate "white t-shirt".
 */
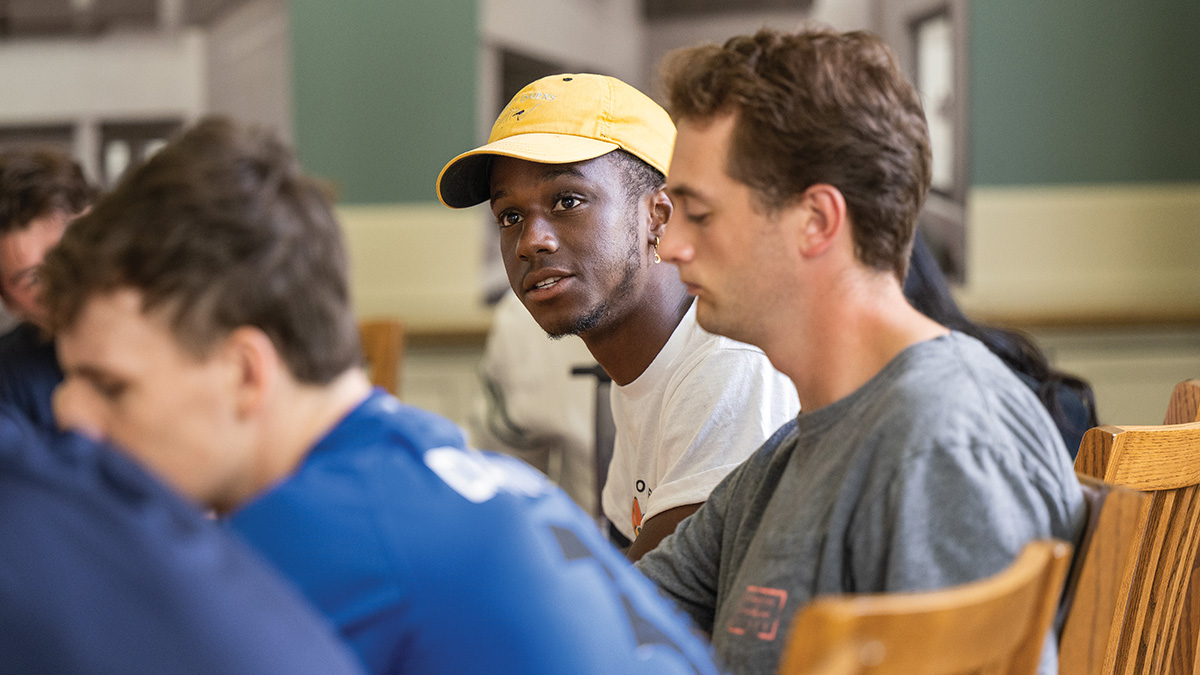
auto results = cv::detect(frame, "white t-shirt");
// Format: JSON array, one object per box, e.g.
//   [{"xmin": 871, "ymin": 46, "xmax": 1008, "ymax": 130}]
[
  {"xmin": 602, "ymin": 303, "xmax": 800, "ymax": 541},
  {"xmin": 468, "ymin": 292, "xmax": 598, "ymax": 510}
]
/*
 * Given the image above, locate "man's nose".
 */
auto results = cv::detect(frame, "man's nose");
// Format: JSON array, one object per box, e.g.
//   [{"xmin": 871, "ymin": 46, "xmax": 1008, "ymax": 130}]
[
  {"xmin": 516, "ymin": 215, "xmax": 559, "ymax": 261},
  {"xmin": 659, "ymin": 219, "xmax": 693, "ymax": 264},
  {"xmin": 52, "ymin": 381, "xmax": 106, "ymax": 441}
]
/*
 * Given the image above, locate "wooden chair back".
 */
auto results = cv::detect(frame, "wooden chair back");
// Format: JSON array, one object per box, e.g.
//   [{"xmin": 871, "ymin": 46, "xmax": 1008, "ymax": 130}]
[
  {"xmin": 358, "ymin": 318, "xmax": 404, "ymax": 396},
  {"xmin": 1162, "ymin": 379, "xmax": 1200, "ymax": 674},
  {"xmin": 1075, "ymin": 421, "xmax": 1200, "ymax": 675},
  {"xmin": 778, "ymin": 540, "xmax": 1073, "ymax": 675},
  {"xmin": 1058, "ymin": 475, "xmax": 1151, "ymax": 675},
  {"xmin": 1166, "ymin": 379, "xmax": 1200, "ymax": 425}
]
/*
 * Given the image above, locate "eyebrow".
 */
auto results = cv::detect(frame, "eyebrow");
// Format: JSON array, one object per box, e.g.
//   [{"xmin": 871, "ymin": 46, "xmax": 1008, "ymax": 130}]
[
  {"xmin": 490, "ymin": 165, "xmax": 588, "ymax": 205},
  {"xmin": 666, "ymin": 183, "xmax": 709, "ymax": 204},
  {"xmin": 63, "ymin": 363, "xmax": 111, "ymax": 382}
]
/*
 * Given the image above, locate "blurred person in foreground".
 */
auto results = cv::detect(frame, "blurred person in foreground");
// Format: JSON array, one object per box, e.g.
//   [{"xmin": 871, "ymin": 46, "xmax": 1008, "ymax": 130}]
[
  {"xmin": 0, "ymin": 407, "xmax": 367, "ymax": 675},
  {"xmin": 0, "ymin": 147, "xmax": 96, "ymax": 429},
  {"xmin": 42, "ymin": 116, "xmax": 722, "ymax": 675},
  {"xmin": 639, "ymin": 27, "xmax": 1085, "ymax": 675}
]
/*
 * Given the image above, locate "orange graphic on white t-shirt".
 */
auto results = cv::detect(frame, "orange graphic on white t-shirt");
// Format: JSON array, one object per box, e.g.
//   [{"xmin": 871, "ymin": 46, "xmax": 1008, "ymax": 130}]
[{"xmin": 631, "ymin": 498, "xmax": 643, "ymax": 537}]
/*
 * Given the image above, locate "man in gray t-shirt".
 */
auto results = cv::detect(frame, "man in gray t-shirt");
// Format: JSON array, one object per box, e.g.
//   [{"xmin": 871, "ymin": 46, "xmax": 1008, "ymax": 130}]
[{"xmin": 645, "ymin": 28, "xmax": 1085, "ymax": 675}]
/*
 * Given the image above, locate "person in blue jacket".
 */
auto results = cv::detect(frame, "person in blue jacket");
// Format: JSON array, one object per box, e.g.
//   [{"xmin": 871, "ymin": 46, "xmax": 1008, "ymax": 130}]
[
  {"xmin": 0, "ymin": 406, "xmax": 367, "ymax": 675},
  {"xmin": 41, "ymin": 116, "xmax": 722, "ymax": 675},
  {"xmin": 0, "ymin": 146, "xmax": 96, "ymax": 429}
]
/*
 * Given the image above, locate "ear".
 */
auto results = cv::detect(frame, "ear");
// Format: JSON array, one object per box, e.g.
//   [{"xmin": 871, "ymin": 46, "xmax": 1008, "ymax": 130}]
[
  {"xmin": 795, "ymin": 183, "xmax": 848, "ymax": 259},
  {"xmin": 221, "ymin": 326, "xmax": 280, "ymax": 419},
  {"xmin": 646, "ymin": 186, "xmax": 673, "ymax": 240}
]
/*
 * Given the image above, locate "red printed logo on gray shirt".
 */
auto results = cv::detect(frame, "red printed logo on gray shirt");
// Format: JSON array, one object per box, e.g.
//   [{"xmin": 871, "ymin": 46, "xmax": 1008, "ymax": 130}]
[{"xmin": 726, "ymin": 586, "xmax": 788, "ymax": 640}]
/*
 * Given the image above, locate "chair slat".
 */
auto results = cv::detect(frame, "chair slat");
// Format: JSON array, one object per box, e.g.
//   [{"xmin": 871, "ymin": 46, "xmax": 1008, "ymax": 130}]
[
  {"xmin": 779, "ymin": 540, "xmax": 1072, "ymax": 675},
  {"xmin": 1075, "ymin": 418, "xmax": 1200, "ymax": 675}
]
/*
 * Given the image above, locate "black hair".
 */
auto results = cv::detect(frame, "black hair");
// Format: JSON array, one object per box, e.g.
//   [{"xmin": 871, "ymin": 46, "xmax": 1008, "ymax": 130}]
[
  {"xmin": 904, "ymin": 230, "xmax": 1098, "ymax": 456},
  {"xmin": 609, "ymin": 149, "xmax": 664, "ymax": 201}
]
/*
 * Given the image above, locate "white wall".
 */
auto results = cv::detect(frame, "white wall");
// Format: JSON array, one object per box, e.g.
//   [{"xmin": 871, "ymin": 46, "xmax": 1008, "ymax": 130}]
[
  {"xmin": 480, "ymin": 0, "xmax": 644, "ymax": 88},
  {"xmin": 206, "ymin": 0, "xmax": 293, "ymax": 142},
  {"xmin": 641, "ymin": 0, "xmax": 874, "ymax": 98},
  {"xmin": 0, "ymin": 30, "xmax": 207, "ymax": 178},
  {"xmin": 643, "ymin": 10, "xmax": 810, "ymax": 97}
]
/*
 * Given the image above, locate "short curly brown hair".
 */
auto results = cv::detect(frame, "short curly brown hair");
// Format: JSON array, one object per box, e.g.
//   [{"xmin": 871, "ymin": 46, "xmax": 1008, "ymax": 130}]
[{"xmin": 661, "ymin": 27, "xmax": 932, "ymax": 281}]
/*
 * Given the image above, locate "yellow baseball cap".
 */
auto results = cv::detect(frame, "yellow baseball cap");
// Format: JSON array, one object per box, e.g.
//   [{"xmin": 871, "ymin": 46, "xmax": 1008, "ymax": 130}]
[{"xmin": 436, "ymin": 73, "xmax": 675, "ymax": 208}]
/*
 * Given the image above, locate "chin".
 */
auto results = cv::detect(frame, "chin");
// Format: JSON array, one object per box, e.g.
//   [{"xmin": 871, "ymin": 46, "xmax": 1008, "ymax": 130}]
[
  {"xmin": 696, "ymin": 306, "xmax": 743, "ymax": 342},
  {"xmin": 531, "ymin": 314, "xmax": 579, "ymax": 339}
]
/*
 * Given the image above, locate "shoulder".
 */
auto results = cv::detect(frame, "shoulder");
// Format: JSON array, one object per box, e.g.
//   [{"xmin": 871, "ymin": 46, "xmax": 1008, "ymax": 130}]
[
  {"xmin": 671, "ymin": 327, "xmax": 784, "ymax": 389},
  {"xmin": 0, "ymin": 414, "xmax": 364, "ymax": 674},
  {"xmin": 859, "ymin": 333, "xmax": 1079, "ymax": 502},
  {"xmin": 872, "ymin": 333, "xmax": 1055, "ymax": 431}
]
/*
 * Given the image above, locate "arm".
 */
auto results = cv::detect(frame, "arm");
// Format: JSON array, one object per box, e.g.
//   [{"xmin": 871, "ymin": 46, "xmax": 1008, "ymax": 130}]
[
  {"xmin": 626, "ymin": 502, "xmax": 701, "ymax": 562},
  {"xmin": 635, "ymin": 479, "xmax": 736, "ymax": 634}
]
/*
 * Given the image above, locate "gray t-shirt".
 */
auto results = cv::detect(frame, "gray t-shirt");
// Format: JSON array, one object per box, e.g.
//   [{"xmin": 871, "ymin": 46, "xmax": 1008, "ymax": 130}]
[{"xmin": 637, "ymin": 332, "xmax": 1085, "ymax": 675}]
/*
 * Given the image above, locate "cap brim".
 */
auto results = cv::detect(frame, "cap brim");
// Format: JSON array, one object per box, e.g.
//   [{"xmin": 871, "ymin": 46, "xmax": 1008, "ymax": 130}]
[{"xmin": 436, "ymin": 133, "xmax": 620, "ymax": 208}]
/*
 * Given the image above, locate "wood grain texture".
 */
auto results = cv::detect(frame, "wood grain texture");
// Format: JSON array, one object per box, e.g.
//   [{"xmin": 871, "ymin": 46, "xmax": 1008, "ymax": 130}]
[
  {"xmin": 778, "ymin": 540, "xmax": 1072, "ymax": 675},
  {"xmin": 1166, "ymin": 380, "xmax": 1200, "ymax": 426},
  {"xmin": 1074, "ymin": 420, "xmax": 1200, "ymax": 674},
  {"xmin": 1163, "ymin": 379, "xmax": 1200, "ymax": 675},
  {"xmin": 1059, "ymin": 475, "xmax": 1150, "ymax": 675}
]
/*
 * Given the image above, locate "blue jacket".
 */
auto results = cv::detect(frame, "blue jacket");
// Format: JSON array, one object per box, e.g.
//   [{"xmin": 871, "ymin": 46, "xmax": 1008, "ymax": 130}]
[
  {"xmin": 229, "ymin": 389, "xmax": 721, "ymax": 675},
  {"xmin": 0, "ymin": 407, "xmax": 367, "ymax": 675}
]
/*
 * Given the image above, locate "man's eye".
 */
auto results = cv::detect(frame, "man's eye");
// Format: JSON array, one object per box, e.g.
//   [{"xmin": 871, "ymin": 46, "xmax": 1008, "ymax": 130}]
[
  {"xmin": 686, "ymin": 212, "xmax": 710, "ymax": 225},
  {"xmin": 497, "ymin": 212, "xmax": 522, "ymax": 229},
  {"xmin": 552, "ymin": 196, "xmax": 581, "ymax": 211},
  {"xmin": 92, "ymin": 379, "xmax": 127, "ymax": 401}
]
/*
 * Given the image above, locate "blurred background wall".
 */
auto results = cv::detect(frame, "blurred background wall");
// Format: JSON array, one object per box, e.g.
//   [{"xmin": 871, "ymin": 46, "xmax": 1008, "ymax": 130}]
[{"xmin": 0, "ymin": 0, "xmax": 1196, "ymax": 427}]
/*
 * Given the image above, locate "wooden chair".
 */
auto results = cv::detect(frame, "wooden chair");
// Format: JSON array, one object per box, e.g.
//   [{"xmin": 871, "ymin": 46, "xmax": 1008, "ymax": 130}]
[
  {"xmin": 1075, "ymin": 421, "xmax": 1200, "ymax": 675},
  {"xmin": 1166, "ymin": 379, "xmax": 1200, "ymax": 426},
  {"xmin": 358, "ymin": 318, "xmax": 404, "ymax": 396},
  {"xmin": 1162, "ymin": 379, "xmax": 1200, "ymax": 674},
  {"xmin": 1058, "ymin": 474, "xmax": 1152, "ymax": 675},
  {"xmin": 778, "ymin": 540, "xmax": 1073, "ymax": 675}
]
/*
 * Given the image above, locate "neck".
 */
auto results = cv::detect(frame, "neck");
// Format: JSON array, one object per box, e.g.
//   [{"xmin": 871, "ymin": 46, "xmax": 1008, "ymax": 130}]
[
  {"xmin": 581, "ymin": 268, "xmax": 692, "ymax": 386},
  {"xmin": 246, "ymin": 368, "xmax": 373, "ymax": 504},
  {"xmin": 764, "ymin": 270, "xmax": 948, "ymax": 412}
]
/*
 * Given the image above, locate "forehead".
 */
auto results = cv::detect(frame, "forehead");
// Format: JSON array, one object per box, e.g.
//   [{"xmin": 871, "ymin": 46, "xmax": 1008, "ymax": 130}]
[
  {"xmin": 666, "ymin": 116, "xmax": 737, "ymax": 196},
  {"xmin": 58, "ymin": 288, "xmax": 183, "ymax": 368}
]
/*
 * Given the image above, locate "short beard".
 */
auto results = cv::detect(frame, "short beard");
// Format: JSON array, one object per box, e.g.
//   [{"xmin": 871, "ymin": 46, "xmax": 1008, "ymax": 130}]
[{"xmin": 545, "ymin": 220, "xmax": 643, "ymax": 340}]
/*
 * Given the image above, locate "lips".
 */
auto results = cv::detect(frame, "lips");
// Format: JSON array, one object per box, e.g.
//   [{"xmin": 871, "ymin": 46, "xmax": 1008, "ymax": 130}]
[{"xmin": 522, "ymin": 268, "xmax": 574, "ymax": 300}]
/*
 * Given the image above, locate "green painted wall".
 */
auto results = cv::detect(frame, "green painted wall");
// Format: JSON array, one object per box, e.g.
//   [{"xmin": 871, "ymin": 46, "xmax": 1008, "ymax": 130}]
[
  {"xmin": 970, "ymin": 0, "xmax": 1200, "ymax": 186},
  {"xmin": 290, "ymin": 1, "xmax": 477, "ymax": 204}
]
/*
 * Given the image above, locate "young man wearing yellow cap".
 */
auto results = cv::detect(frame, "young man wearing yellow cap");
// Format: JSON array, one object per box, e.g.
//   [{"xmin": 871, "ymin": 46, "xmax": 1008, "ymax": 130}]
[{"xmin": 438, "ymin": 74, "xmax": 799, "ymax": 559}]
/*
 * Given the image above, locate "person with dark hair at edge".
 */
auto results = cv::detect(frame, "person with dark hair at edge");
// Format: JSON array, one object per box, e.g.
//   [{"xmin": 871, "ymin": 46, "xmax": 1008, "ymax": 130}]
[
  {"xmin": 638, "ymin": 28, "xmax": 1085, "ymax": 675},
  {"xmin": 903, "ymin": 231, "xmax": 1098, "ymax": 455},
  {"xmin": 0, "ymin": 146, "xmax": 96, "ymax": 429},
  {"xmin": 43, "ymin": 116, "xmax": 723, "ymax": 675},
  {"xmin": 438, "ymin": 73, "xmax": 798, "ymax": 560}
]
